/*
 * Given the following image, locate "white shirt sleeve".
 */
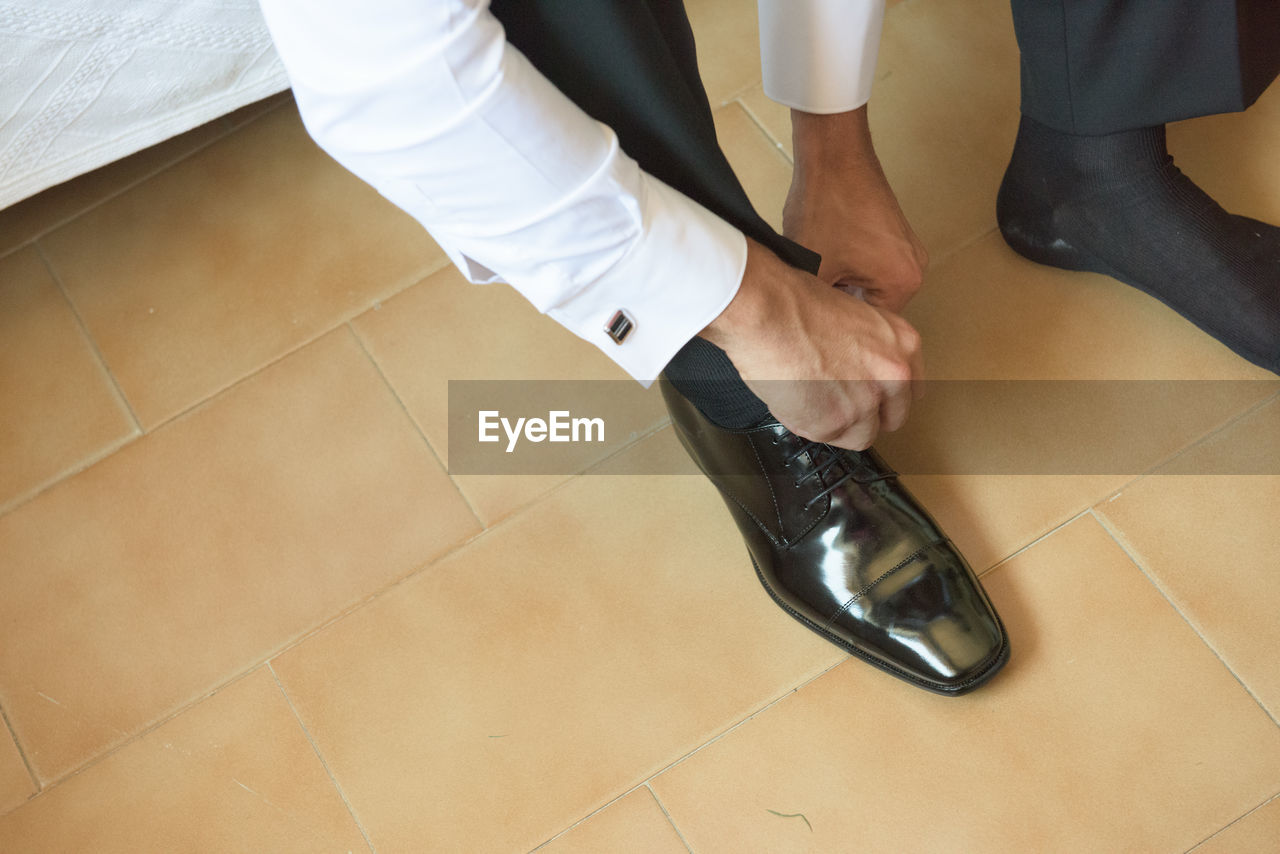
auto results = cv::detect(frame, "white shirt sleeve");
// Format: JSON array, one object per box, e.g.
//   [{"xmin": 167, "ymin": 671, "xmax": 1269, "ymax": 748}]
[
  {"xmin": 257, "ymin": 0, "xmax": 746, "ymax": 385},
  {"xmin": 758, "ymin": 0, "xmax": 886, "ymax": 114}
]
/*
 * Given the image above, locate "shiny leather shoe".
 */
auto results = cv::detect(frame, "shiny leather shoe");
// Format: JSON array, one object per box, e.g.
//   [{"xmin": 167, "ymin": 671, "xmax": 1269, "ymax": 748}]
[{"xmin": 662, "ymin": 381, "xmax": 1009, "ymax": 695}]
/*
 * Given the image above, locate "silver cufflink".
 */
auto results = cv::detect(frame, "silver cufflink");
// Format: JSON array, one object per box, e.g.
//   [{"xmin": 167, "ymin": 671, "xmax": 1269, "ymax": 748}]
[{"xmin": 605, "ymin": 309, "xmax": 635, "ymax": 344}]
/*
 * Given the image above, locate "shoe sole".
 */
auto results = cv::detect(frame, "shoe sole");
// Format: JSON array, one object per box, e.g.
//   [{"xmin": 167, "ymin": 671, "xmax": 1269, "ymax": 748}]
[{"xmin": 749, "ymin": 553, "xmax": 1011, "ymax": 697}]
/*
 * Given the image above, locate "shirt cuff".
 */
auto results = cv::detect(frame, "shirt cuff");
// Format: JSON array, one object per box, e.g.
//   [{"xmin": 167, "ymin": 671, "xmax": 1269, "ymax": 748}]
[
  {"xmin": 758, "ymin": 0, "xmax": 886, "ymax": 114},
  {"xmin": 543, "ymin": 172, "xmax": 747, "ymax": 386}
]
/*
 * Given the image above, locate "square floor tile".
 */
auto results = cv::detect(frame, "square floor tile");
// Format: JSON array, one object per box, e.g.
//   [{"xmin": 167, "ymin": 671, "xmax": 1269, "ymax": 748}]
[
  {"xmin": 0, "ymin": 726, "xmax": 33, "ymax": 817},
  {"xmin": 1096, "ymin": 397, "xmax": 1280, "ymax": 718},
  {"xmin": 1192, "ymin": 795, "xmax": 1280, "ymax": 854},
  {"xmin": 0, "ymin": 329, "xmax": 478, "ymax": 783},
  {"xmin": 39, "ymin": 103, "xmax": 448, "ymax": 428},
  {"xmin": 0, "ymin": 248, "xmax": 136, "ymax": 512},
  {"xmin": 352, "ymin": 266, "xmax": 668, "ymax": 525},
  {"xmin": 271, "ymin": 430, "xmax": 844, "ymax": 853},
  {"xmin": 536, "ymin": 788, "xmax": 687, "ymax": 854},
  {"xmin": 651, "ymin": 516, "xmax": 1280, "ymax": 853},
  {"xmin": 0, "ymin": 668, "xmax": 368, "ymax": 853}
]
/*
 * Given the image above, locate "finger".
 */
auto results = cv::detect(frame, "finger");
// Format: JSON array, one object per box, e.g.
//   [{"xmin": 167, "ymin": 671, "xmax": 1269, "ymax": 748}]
[
  {"xmin": 878, "ymin": 378, "xmax": 912, "ymax": 433},
  {"xmin": 909, "ymin": 340, "xmax": 926, "ymax": 401},
  {"xmin": 828, "ymin": 412, "xmax": 879, "ymax": 451}
]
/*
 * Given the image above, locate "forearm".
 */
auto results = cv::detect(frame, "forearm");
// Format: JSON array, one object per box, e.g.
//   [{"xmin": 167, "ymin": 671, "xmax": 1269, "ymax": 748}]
[{"xmin": 258, "ymin": 0, "xmax": 747, "ymax": 384}]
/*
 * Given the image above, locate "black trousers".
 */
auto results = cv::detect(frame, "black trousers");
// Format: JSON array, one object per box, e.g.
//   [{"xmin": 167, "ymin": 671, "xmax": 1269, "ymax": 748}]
[
  {"xmin": 489, "ymin": 0, "xmax": 1279, "ymax": 423},
  {"xmin": 1012, "ymin": 0, "xmax": 1280, "ymax": 134}
]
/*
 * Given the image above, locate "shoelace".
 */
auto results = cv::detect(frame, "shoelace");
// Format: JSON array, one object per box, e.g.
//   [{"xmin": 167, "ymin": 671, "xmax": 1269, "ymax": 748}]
[{"xmin": 781, "ymin": 437, "xmax": 868, "ymax": 510}]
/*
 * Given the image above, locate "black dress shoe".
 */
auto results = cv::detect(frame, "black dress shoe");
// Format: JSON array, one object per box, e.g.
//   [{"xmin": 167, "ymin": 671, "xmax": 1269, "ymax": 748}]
[{"xmin": 662, "ymin": 381, "xmax": 1009, "ymax": 695}]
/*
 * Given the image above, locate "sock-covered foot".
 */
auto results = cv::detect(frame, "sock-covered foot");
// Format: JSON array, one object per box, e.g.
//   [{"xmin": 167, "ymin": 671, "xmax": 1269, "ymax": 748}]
[{"xmin": 996, "ymin": 115, "xmax": 1280, "ymax": 373}]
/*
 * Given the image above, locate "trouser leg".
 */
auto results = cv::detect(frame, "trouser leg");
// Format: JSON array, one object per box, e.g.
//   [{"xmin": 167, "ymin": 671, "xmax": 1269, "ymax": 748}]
[
  {"xmin": 1009, "ymin": 0, "xmax": 1280, "ymax": 135},
  {"xmin": 489, "ymin": 0, "xmax": 817, "ymax": 427},
  {"xmin": 998, "ymin": 0, "xmax": 1280, "ymax": 374}
]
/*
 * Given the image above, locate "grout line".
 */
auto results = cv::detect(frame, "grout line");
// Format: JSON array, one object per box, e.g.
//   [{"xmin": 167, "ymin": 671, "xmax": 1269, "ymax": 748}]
[
  {"xmin": 716, "ymin": 79, "xmax": 765, "ymax": 109},
  {"xmin": 929, "ymin": 224, "xmax": 1000, "ymax": 272},
  {"xmin": 8, "ymin": 418, "xmax": 692, "ymax": 806},
  {"xmin": 528, "ymin": 656, "xmax": 847, "ymax": 852},
  {"xmin": 0, "ymin": 429, "xmax": 137, "ymax": 519},
  {"xmin": 641, "ymin": 656, "xmax": 848, "ymax": 784},
  {"xmin": 137, "ymin": 258, "xmax": 451, "ymax": 436},
  {"xmin": 720, "ymin": 98, "xmax": 791, "ymax": 168},
  {"xmin": 647, "ymin": 784, "xmax": 696, "ymax": 853},
  {"xmin": 0, "ymin": 665, "xmax": 267, "ymax": 815},
  {"xmin": 217, "ymin": 84, "xmax": 290, "ymax": 133},
  {"xmin": 345, "ymin": 322, "xmax": 485, "ymax": 530},
  {"xmin": 268, "ymin": 663, "xmax": 379, "ymax": 854},
  {"xmin": 0, "ymin": 317, "xmax": 397, "ymax": 521},
  {"xmin": 578, "ymin": 417, "xmax": 673, "ymax": 473},
  {"xmin": 34, "ymin": 243, "xmax": 144, "ymax": 435},
  {"xmin": 527, "ymin": 786, "xmax": 649, "ymax": 851},
  {"xmin": 1, "ymin": 235, "xmax": 451, "ymax": 522},
  {"xmin": 1091, "ymin": 508, "xmax": 1280, "ymax": 729},
  {"xmin": 0, "ymin": 111, "xmax": 256, "ymax": 266},
  {"xmin": 734, "ymin": 96, "xmax": 792, "ymax": 164},
  {"xmin": 962, "ymin": 383, "xmax": 1279, "ymax": 580},
  {"xmin": 976, "ymin": 507, "xmax": 1093, "ymax": 577},
  {"xmin": 0, "ymin": 700, "xmax": 40, "ymax": 797},
  {"xmin": 1091, "ymin": 386, "xmax": 1280, "ymax": 497},
  {"xmin": 1183, "ymin": 790, "xmax": 1280, "ymax": 853}
]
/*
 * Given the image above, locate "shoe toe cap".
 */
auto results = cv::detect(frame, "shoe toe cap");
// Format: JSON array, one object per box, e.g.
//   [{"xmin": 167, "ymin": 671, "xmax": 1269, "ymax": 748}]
[{"xmin": 828, "ymin": 541, "xmax": 1008, "ymax": 694}]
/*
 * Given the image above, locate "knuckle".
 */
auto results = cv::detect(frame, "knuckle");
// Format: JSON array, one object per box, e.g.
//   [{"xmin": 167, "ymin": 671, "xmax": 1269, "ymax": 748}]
[
  {"xmin": 903, "ymin": 267, "xmax": 925, "ymax": 292},
  {"xmin": 848, "ymin": 425, "xmax": 877, "ymax": 451},
  {"xmin": 883, "ymin": 403, "xmax": 910, "ymax": 432},
  {"xmin": 878, "ymin": 360, "xmax": 913, "ymax": 386},
  {"xmin": 898, "ymin": 323, "xmax": 922, "ymax": 351}
]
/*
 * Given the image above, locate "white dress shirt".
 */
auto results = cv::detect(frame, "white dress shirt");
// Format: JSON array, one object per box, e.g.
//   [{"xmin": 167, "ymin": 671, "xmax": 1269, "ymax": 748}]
[{"xmin": 257, "ymin": 0, "xmax": 884, "ymax": 383}]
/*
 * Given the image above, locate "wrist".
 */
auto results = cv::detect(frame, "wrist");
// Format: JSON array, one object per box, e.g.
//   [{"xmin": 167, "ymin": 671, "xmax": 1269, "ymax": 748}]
[
  {"xmin": 701, "ymin": 238, "xmax": 801, "ymax": 351},
  {"xmin": 790, "ymin": 106, "xmax": 877, "ymax": 178}
]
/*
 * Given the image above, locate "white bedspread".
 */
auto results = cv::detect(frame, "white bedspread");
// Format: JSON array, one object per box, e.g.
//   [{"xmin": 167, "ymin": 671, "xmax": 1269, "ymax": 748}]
[{"xmin": 0, "ymin": 0, "xmax": 288, "ymax": 210}]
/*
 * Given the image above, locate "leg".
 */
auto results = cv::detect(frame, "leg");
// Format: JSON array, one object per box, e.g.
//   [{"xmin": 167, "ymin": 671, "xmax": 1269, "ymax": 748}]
[
  {"xmin": 999, "ymin": 0, "xmax": 1280, "ymax": 373},
  {"xmin": 488, "ymin": 0, "xmax": 1009, "ymax": 693}
]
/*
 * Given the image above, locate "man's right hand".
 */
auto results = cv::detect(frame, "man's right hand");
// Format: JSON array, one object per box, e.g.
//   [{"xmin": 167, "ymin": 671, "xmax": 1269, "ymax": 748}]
[{"xmin": 700, "ymin": 237, "xmax": 924, "ymax": 451}]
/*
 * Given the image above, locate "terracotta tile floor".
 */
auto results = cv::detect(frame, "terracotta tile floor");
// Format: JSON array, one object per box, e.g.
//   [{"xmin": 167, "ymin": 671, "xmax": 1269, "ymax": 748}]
[{"xmin": 1, "ymin": 1, "xmax": 1277, "ymax": 851}]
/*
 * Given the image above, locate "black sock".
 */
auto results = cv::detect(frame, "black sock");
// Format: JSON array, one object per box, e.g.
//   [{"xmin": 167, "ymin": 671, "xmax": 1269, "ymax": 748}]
[
  {"xmin": 997, "ymin": 115, "xmax": 1280, "ymax": 373},
  {"xmin": 662, "ymin": 336, "xmax": 770, "ymax": 429}
]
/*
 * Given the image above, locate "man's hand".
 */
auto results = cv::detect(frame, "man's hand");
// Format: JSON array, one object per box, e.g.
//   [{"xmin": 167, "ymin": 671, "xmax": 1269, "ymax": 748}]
[
  {"xmin": 701, "ymin": 238, "xmax": 924, "ymax": 451},
  {"xmin": 783, "ymin": 107, "xmax": 928, "ymax": 314}
]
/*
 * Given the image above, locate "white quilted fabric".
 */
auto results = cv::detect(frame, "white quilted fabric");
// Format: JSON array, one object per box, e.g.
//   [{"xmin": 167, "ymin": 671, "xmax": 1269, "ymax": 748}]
[{"xmin": 0, "ymin": 0, "xmax": 288, "ymax": 210}]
